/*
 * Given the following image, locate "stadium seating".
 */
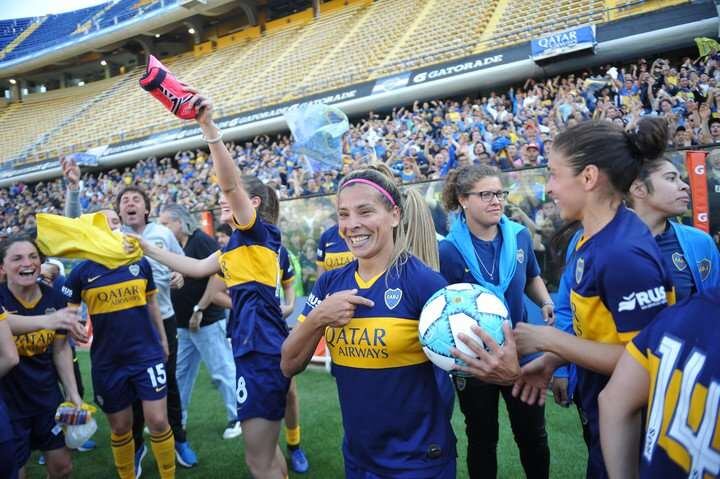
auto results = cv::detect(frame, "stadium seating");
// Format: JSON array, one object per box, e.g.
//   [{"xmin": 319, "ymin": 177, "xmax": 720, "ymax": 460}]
[
  {"xmin": 0, "ymin": 77, "xmax": 123, "ymax": 165},
  {"xmin": 234, "ymin": 2, "xmax": 367, "ymax": 109},
  {"xmin": 478, "ymin": 0, "xmax": 607, "ymax": 52},
  {"xmin": 4, "ymin": 4, "xmax": 109, "ymax": 62},
  {"xmin": 0, "ymin": 0, "xmax": 175, "ymax": 64},
  {"xmin": 290, "ymin": 0, "xmax": 426, "ymax": 97},
  {"xmin": 0, "ymin": 0, "xmax": 690, "ymax": 165},
  {"xmin": 373, "ymin": 0, "xmax": 497, "ymax": 77},
  {"xmin": 97, "ymin": 0, "xmax": 167, "ymax": 30},
  {"xmin": 0, "ymin": 18, "xmax": 33, "ymax": 52}
]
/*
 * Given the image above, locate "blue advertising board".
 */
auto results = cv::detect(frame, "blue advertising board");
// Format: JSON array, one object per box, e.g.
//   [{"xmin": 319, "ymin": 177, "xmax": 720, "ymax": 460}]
[{"xmin": 531, "ymin": 24, "xmax": 596, "ymax": 61}]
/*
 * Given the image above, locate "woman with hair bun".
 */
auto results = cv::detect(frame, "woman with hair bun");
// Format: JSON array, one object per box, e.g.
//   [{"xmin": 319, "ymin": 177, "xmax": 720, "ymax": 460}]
[{"xmin": 513, "ymin": 117, "xmax": 676, "ymax": 478}]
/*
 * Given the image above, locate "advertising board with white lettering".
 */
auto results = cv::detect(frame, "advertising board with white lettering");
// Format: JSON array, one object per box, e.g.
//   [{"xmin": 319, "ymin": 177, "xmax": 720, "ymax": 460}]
[{"xmin": 531, "ymin": 24, "xmax": 596, "ymax": 61}]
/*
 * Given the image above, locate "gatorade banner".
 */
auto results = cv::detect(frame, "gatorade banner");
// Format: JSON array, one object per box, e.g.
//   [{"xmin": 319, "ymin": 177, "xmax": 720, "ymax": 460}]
[{"xmin": 685, "ymin": 151, "xmax": 710, "ymax": 233}]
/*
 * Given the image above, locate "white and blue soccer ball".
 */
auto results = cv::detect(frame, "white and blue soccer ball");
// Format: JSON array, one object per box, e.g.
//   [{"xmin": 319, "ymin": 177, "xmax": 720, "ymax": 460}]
[{"xmin": 419, "ymin": 283, "xmax": 509, "ymax": 374}]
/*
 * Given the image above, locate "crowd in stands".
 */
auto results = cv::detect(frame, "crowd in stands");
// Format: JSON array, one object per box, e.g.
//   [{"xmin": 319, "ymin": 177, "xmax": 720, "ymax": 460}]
[{"xmin": 2, "ymin": 54, "xmax": 719, "ymax": 246}]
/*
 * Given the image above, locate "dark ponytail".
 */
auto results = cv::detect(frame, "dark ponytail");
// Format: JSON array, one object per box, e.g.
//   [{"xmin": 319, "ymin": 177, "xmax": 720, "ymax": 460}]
[
  {"xmin": 627, "ymin": 118, "xmax": 669, "ymax": 162},
  {"xmin": 240, "ymin": 176, "xmax": 279, "ymax": 225},
  {"xmin": 553, "ymin": 117, "xmax": 669, "ymax": 193}
]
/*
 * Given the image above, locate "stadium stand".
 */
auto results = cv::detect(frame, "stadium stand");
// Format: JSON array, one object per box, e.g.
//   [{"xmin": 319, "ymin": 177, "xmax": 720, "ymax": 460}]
[
  {"xmin": 0, "ymin": 76, "xmax": 125, "ymax": 165},
  {"xmin": 479, "ymin": 0, "xmax": 607, "ymax": 51},
  {"xmin": 234, "ymin": 1, "xmax": 367, "ymax": 109},
  {"xmin": 4, "ymin": 4, "xmax": 108, "ymax": 62},
  {"xmin": 0, "ymin": 0, "xmax": 692, "ymax": 166},
  {"xmin": 2, "ymin": 49, "xmax": 716, "ymax": 233},
  {"xmin": 290, "ymin": 0, "xmax": 426, "ymax": 96},
  {"xmin": 0, "ymin": 18, "xmax": 34, "ymax": 56},
  {"xmin": 0, "ymin": 0, "xmax": 175, "ymax": 63},
  {"xmin": 373, "ymin": 0, "xmax": 497, "ymax": 77},
  {"xmin": 96, "ymin": 0, "xmax": 166, "ymax": 29}
]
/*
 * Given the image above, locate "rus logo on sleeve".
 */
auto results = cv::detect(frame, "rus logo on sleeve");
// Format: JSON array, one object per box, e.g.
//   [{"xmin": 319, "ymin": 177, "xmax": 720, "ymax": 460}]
[{"xmin": 618, "ymin": 287, "xmax": 667, "ymax": 312}]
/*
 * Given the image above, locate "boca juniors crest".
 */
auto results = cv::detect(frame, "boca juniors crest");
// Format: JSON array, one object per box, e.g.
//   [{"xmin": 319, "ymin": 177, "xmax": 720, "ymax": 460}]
[
  {"xmin": 698, "ymin": 259, "xmax": 711, "ymax": 281},
  {"xmin": 575, "ymin": 257, "xmax": 585, "ymax": 284},
  {"xmin": 384, "ymin": 288, "xmax": 402, "ymax": 310},
  {"xmin": 671, "ymin": 252, "xmax": 687, "ymax": 271}
]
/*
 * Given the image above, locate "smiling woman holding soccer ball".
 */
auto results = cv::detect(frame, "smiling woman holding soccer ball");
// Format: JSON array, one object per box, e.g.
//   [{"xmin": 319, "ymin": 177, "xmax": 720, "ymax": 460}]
[
  {"xmin": 438, "ymin": 164, "xmax": 555, "ymax": 479},
  {"xmin": 281, "ymin": 168, "xmax": 457, "ymax": 479}
]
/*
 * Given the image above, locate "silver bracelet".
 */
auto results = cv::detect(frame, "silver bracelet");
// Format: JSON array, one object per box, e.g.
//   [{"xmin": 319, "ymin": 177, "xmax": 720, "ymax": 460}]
[
  {"xmin": 541, "ymin": 300, "xmax": 554, "ymax": 307},
  {"xmin": 201, "ymin": 129, "xmax": 223, "ymax": 144}
]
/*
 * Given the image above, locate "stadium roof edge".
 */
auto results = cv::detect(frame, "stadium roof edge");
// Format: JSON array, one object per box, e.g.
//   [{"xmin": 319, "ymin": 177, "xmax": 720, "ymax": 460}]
[
  {"xmin": 0, "ymin": 1, "xmax": 238, "ymax": 77},
  {"xmin": 0, "ymin": 10, "xmax": 716, "ymax": 187}
]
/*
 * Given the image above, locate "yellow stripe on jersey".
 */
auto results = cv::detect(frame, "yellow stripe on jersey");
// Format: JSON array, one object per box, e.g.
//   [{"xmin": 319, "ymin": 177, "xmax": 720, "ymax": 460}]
[
  {"xmin": 645, "ymin": 350, "xmax": 708, "ymax": 473},
  {"xmin": 0, "ymin": 310, "xmax": 6, "ymax": 321},
  {"xmin": 324, "ymin": 317, "xmax": 427, "ymax": 369},
  {"xmin": 218, "ymin": 245, "xmax": 279, "ymax": 289},
  {"xmin": 82, "ymin": 278, "xmax": 150, "ymax": 315},
  {"xmin": 319, "ymin": 252, "xmax": 355, "ymax": 272},
  {"xmin": 354, "ymin": 270, "xmax": 385, "ymax": 290},
  {"xmin": 14, "ymin": 329, "xmax": 57, "ymax": 357},
  {"xmin": 570, "ymin": 290, "xmax": 629, "ymax": 344},
  {"xmin": 232, "ymin": 210, "xmax": 257, "ymax": 231},
  {"xmin": 666, "ymin": 288, "xmax": 677, "ymax": 306},
  {"xmin": 15, "ymin": 294, "xmax": 41, "ymax": 310}
]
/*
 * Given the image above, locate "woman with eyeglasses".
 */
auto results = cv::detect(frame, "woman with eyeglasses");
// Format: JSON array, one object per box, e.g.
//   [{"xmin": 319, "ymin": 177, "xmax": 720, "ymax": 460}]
[{"xmin": 438, "ymin": 164, "xmax": 554, "ymax": 479}]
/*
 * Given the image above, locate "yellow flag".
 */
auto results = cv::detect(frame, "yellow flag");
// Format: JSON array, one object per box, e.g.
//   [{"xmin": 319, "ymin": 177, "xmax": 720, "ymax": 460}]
[
  {"xmin": 695, "ymin": 37, "xmax": 720, "ymax": 59},
  {"xmin": 36, "ymin": 213, "xmax": 143, "ymax": 270}
]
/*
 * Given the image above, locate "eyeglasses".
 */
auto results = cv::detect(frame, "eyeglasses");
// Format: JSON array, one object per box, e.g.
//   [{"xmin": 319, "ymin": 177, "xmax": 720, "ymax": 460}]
[{"xmin": 466, "ymin": 190, "xmax": 509, "ymax": 202}]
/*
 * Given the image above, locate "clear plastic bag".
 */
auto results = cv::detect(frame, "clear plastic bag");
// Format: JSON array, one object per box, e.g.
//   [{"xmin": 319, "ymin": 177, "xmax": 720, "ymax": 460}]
[
  {"xmin": 55, "ymin": 402, "xmax": 98, "ymax": 449},
  {"xmin": 284, "ymin": 104, "xmax": 349, "ymax": 173},
  {"xmin": 64, "ymin": 418, "xmax": 98, "ymax": 449}
]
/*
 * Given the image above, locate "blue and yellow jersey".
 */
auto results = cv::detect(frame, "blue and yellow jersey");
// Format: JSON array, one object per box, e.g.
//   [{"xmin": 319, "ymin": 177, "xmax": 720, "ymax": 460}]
[
  {"xmin": 299, "ymin": 255, "xmax": 456, "ymax": 477},
  {"xmin": 65, "ymin": 258, "xmax": 163, "ymax": 368},
  {"xmin": 567, "ymin": 205, "xmax": 674, "ymax": 440},
  {"xmin": 626, "ymin": 288, "xmax": 720, "ymax": 479},
  {"xmin": 279, "ymin": 246, "xmax": 295, "ymax": 288},
  {"xmin": 316, "ymin": 224, "xmax": 354, "ymax": 271},
  {"xmin": 655, "ymin": 224, "xmax": 696, "ymax": 302},
  {"xmin": 219, "ymin": 211, "xmax": 286, "ymax": 357},
  {"xmin": 0, "ymin": 306, "xmax": 14, "ymax": 445},
  {"xmin": 0, "ymin": 284, "xmax": 67, "ymax": 418},
  {"xmin": 439, "ymin": 227, "xmax": 540, "ymax": 327}
]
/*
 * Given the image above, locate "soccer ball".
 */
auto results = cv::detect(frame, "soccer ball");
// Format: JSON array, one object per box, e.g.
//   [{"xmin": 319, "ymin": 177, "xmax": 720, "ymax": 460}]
[{"xmin": 419, "ymin": 283, "xmax": 509, "ymax": 374}]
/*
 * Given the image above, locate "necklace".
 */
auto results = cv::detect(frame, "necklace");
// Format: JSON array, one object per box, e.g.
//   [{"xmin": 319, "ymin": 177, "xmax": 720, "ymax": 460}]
[{"xmin": 473, "ymin": 241, "xmax": 497, "ymax": 280}]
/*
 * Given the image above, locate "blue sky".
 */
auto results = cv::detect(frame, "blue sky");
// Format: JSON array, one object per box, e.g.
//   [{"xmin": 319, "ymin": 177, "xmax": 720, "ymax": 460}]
[{"xmin": 0, "ymin": 0, "xmax": 108, "ymax": 20}]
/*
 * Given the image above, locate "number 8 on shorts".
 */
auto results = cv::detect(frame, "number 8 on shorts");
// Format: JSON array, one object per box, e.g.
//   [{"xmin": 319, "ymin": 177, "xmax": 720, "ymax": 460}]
[{"xmin": 236, "ymin": 376, "xmax": 248, "ymax": 405}]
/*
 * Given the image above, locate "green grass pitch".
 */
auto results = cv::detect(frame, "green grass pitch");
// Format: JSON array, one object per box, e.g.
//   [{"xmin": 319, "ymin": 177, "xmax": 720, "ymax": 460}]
[{"xmin": 26, "ymin": 351, "xmax": 587, "ymax": 478}]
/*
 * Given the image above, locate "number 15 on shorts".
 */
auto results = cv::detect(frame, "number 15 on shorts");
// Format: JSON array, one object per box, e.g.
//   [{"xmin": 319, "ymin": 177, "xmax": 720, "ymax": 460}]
[{"xmin": 147, "ymin": 363, "xmax": 167, "ymax": 392}]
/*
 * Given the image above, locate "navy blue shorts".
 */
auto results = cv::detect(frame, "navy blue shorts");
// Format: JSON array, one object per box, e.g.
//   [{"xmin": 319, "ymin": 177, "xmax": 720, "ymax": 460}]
[
  {"xmin": 234, "ymin": 353, "xmax": 289, "ymax": 422},
  {"xmin": 12, "ymin": 410, "xmax": 65, "ymax": 467},
  {"xmin": 92, "ymin": 359, "xmax": 167, "ymax": 414},
  {"xmin": 344, "ymin": 458, "xmax": 456, "ymax": 479},
  {"xmin": 0, "ymin": 400, "xmax": 18, "ymax": 479}
]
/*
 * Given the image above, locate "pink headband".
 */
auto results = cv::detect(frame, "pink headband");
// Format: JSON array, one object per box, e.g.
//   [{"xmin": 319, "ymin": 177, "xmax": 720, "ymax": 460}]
[{"xmin": 341, "ymin": 178, "xmax": 396, "ymax": 206}]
